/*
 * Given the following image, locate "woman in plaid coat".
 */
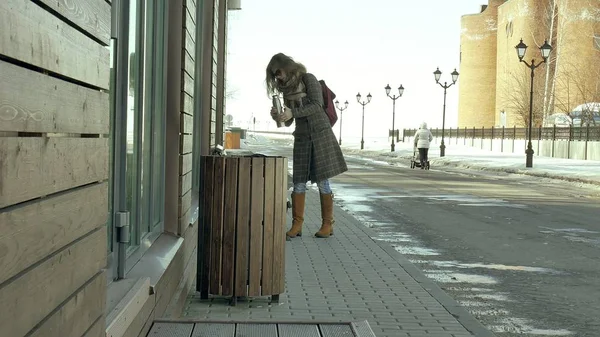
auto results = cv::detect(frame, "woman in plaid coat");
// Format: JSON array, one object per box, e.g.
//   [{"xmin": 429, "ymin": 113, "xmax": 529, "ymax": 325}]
[{"xmin": 266, "ymin": 53, "xmax": 348, "ymax": 238}]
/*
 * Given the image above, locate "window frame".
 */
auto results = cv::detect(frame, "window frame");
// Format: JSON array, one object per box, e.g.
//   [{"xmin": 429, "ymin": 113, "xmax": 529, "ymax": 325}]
[
  {"xmin": 124, "ymin": 0, "xmax": 168, "ymax": 273},
  {"xmin": 108, "ymin": 0, "xmax": 168, "ymax": 279},
  {"xmin": 107, "ymin": 39, "xmax": 117, "ymax": 282}
]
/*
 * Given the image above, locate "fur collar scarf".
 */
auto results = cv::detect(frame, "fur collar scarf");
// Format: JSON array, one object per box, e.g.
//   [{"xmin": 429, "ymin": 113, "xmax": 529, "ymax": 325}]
[{"xmin": 277, "ymin": 73, "xmax": 307, "ymax": 101}]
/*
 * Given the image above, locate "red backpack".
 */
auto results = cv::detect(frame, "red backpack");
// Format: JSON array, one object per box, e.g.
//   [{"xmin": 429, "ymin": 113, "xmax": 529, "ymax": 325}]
[{"xmin": 319, "ymin": 80, "xmax": 338, "ymax": 127}]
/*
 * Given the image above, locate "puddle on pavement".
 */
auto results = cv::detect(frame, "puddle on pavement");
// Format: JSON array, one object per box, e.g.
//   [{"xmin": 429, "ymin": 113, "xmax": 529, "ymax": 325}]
[
  {"xmin": 335, "ymin": 190, "xmax": 384, "ymax": 215},
  {"xmin": 427, "ymin": 195, "xmax": 507, "ymax": 203},
  {"xmin": 470, "ymin": 308, "xmax": 510, "ymax": 317},
  {"xmin": 539, "ymin": 226, "xmax": 599, "ymax": 234},
  {"xmin": 424, "ymin": 260, "xmax": 559, "ymax": 274},
  {"xmin": 339, "ymin": 203, "xmax": 374, "ymax": 214},
  {"xmin": 369, "ymin": 160, "xmax": 391, "ymax": 166},
  {"xmin": 335, "ymin": 192, "xmax": 380, "ymax": 202},
  {"xmin": 445, "ymin": 286, "xmax": 494, "ymax": 292},
  {"xmin": 371, "ymin": 195, "xmax": 413, "ymax": 199},
  {"xmin": 458, "ymin": 203, "xmax": 528, "ymax": 209},
  {"xmin": 332, "ymin": 191, "xmax": 369, "ymax": 200},
  {"xmin": 354, "ymin": 157, "xmax": 392, "ymax": 166},
  {"xmin": 539, "ymin": 226, "xmax": 600, "ymax": 247},
  {"xmin": 424, "ymin": 270, "xmax": 498, "ymax": 284},
  {"xmin": 346, "ymin": 164, "xmax": 369, "ymax": 169},
  {"xmin": 374, "ymin": 232, "xmax": 413, "ymax": 242},
  {"xmin": 463, "ymin": 293, "xmax": 512, "ymax": 302},
  {"xmin": 343, "ymin": 158, "xmax": 378, "ymax": 169},
  {"xmin": 489, "ymin": 317, "xmax": 574, "ymax": 335},
  {"xmin": 458, "ymin": 300, "xmax": 494, "ymax": 307},
  {"xmin": 393, "ymin": 245, "xmax": 441, "ymax": 256},
  {"xmin": 563, "ymin": 235, "xmax": 600, "ymax": 245},
  {"xmin": 427, "ymin": 195, "xmax": 527, "ymax": 209},
  {"xmin": 363, "ymin": 221, "xmax": 395, "ymax": 226},
  {"xmin": 409, "ymin": 259, "xmax": 432, "ymax": 264}
]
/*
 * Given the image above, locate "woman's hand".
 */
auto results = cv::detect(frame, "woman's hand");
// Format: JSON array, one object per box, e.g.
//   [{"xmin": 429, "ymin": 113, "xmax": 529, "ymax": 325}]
[
  {"xmin": 270, "ymin": 106, "xmax": 279, "ymax": 121},
  {"xmin": 278, "ymin": 107, "xmax": 293, "ymax": 122}
]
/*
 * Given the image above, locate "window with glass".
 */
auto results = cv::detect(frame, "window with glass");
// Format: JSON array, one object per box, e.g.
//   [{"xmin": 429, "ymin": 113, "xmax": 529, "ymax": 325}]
[{"xmin": 107, "ymin": 0, "xmax": 167, "ymax": 275}]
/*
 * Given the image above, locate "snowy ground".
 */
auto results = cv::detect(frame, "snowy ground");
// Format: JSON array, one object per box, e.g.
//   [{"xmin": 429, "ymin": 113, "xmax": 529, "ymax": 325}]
[{"xmin": 242, "ymin": 132, "xmax": 600, "ymax": 187}]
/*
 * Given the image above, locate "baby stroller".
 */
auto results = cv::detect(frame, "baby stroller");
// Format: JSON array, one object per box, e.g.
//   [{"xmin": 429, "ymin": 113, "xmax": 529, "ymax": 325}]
[{"xmin": 410, "ymin": 147, "xmax": 430, "ymax": 170}]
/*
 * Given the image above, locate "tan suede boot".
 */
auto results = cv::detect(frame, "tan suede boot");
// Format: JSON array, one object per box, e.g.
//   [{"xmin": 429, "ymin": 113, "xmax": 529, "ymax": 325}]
[
  {"xmin": 315, "ymin": 193, "xmax": 334, "ymax": 238},
  {"xmin": 286, "ymin": 192, "xmax": 305, "ymax": 238}
]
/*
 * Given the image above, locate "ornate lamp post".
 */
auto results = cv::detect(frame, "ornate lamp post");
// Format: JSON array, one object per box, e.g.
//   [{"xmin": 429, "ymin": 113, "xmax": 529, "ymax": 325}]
[
  {"xmin": 433, "ymin": 67, "xmax": 459, "ymax": 157},
  {"xmin": 356, "ymin": 92, "xmax": 372, "ymax": 150},
  {"xmin": 515, "ymin": 38, "xmax": 553, "ymax": 168},
  {"xmin": 334, "ymin": 100, "xmax": 349, "ymax": 145},
  {"xmin": 385, "ymin": 84, "xmax": 404, "ymax": 152}
]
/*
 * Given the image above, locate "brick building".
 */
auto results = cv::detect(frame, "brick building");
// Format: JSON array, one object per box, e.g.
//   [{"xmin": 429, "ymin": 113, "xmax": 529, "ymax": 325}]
[{"xmin": 458, "ymin": 0, "xmax": 600, "ymax": 128}]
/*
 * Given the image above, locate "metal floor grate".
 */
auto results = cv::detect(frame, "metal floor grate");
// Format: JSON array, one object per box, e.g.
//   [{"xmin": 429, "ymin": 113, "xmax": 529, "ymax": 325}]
[
  {"xmin": 147, "ymin": 323, "xmax": 194, "ymax": 337},
  {"xmin": 191, "ymin": 323, "xmax": 235, "ymax": 337},
  {"xmin": 146, "ymin": 321, "xmax": 376, "ymax": 337},
  {"xmin": 278, "ymin": 324, "xmax": 320, "ymax": 337}
]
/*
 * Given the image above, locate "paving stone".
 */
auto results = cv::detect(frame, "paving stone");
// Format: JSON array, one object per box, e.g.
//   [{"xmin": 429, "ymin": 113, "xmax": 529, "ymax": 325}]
[{"xmin": 183, "ymin": 189, "xmax": 493, "ymax": 337}]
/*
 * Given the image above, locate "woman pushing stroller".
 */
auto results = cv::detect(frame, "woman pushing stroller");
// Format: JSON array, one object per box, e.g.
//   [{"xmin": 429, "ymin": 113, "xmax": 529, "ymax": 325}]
[{"xmin": 414, "ymin": 122, "xmax": 433, "ymax": 169}]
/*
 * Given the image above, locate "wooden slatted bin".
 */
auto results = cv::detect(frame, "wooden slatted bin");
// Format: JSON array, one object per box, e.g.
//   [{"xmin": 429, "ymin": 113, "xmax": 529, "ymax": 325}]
[{"xmin": 198, "ymin": 155, "xmax": 288, "ymax": 305}]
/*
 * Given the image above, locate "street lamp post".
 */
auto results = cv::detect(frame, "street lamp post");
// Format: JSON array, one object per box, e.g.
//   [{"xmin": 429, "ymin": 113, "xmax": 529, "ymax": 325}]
[
  {"xmin": 385, "ymin": 84, "xmax": 405, "ymax": 152},
  {"xmin": 334, "ymin": 100, "xmax": 349, "ymax": 145},
  {"xmin": 356, "ymin": 92, "xmax": 372, "ymax": 150},
  {"xmin": 433, "ymin": 67, "xmax": 459, "ymax": 157},
  {"xmin": 515, "ymin": 38, "xmax": 553, "ymax": 168}
]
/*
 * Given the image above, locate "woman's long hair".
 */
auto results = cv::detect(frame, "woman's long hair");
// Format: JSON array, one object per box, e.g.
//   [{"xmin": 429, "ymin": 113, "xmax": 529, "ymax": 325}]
[{"xmin": 265, "ymin": 53, "xmax": 307, "ymax": 96}]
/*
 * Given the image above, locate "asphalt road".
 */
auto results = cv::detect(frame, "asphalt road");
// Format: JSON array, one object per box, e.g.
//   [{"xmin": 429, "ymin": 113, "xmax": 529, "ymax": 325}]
[{"xmin": 247, "ymin": 139, "xmax": 600, "ymax": 336}]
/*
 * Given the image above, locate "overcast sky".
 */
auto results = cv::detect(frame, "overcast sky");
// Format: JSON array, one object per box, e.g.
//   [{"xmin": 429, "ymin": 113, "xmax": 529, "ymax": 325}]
[{"xmin": 225, "ymin": 0, "xmax": 490, "ymax": 139}]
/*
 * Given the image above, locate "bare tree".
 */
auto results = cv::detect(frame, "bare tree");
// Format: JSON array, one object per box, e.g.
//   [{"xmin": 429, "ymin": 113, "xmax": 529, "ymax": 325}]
[
  {"xmin": 540, "ymin": 0, "xmax": 559, "ymax": 118},
  {"xmin": 225, "ymin": 82, "xmax": 238, "ymax": 100},
  {"xmin": 531, "ymin": 0, "xmax": 570, "ymax": 119},
  {"xmin": 554, "ymin": 64, "xmax": 600, "ymax": 125},
  {"xmin": 526, "ymin": 0, "xmax": 600, "ymax": 121},
  {"xmin": 499, "ymin": 67, "xmax": 546, "ymax": 127}
]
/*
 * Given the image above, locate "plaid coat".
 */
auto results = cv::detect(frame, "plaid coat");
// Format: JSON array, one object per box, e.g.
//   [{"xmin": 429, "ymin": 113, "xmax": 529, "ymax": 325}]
[{"xmin": 285, "ymin": 73, "xmax": 348, "ymax": 184}]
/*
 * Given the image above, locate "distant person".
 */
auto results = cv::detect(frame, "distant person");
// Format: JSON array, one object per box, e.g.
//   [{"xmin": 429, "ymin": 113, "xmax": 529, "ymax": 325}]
[
  {"xmin": 414, "ymin": 122, "xmax": 433, "ymax": 169},
  {"xmin": 266, "ymin": 53, "xmax": 348, "ymax": 238}
]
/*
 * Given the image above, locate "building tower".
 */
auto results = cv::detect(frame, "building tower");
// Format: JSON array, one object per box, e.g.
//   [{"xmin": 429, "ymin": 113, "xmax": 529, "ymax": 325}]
[
  {"xmin": 458, "ymin": 0, "xmax": 505, "ymax": 128},
  {"xmin": 495, "ymin": 0, "xmax": 552, "ymax": 127}
]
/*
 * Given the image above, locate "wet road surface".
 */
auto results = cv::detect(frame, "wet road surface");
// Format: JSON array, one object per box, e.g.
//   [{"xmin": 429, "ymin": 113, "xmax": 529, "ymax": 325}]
[{"xmin": 248, "ymin": 140, "xmax": 600, "ymax": 336}]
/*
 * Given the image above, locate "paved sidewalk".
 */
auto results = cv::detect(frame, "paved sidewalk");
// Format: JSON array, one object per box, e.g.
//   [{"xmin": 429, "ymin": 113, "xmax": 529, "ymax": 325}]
[{"xmin": 184, "ymin": 189, "xmax": 494, "ymax": 337}]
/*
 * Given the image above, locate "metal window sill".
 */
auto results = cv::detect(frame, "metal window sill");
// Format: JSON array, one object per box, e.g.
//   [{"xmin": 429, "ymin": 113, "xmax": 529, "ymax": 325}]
[{"xmin": 106, "ymin": 233, "xmax": 183, "ymax": 336}]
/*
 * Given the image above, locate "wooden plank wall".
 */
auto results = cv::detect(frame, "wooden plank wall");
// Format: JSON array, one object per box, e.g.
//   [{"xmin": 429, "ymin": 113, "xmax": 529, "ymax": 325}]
[
  {"xmin": 0, "ymin": 0, "xmax": 110, "ymax": 336},
  {"xmin": 179, "ymin": 0, "xmax": 197, "ymax": 234}
]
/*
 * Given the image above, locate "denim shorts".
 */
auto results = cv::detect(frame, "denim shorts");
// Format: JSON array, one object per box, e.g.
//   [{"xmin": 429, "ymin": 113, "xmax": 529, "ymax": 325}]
[{"xmin": 293, "ymin": 179, "xmax": 332, "ymax": 194}]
